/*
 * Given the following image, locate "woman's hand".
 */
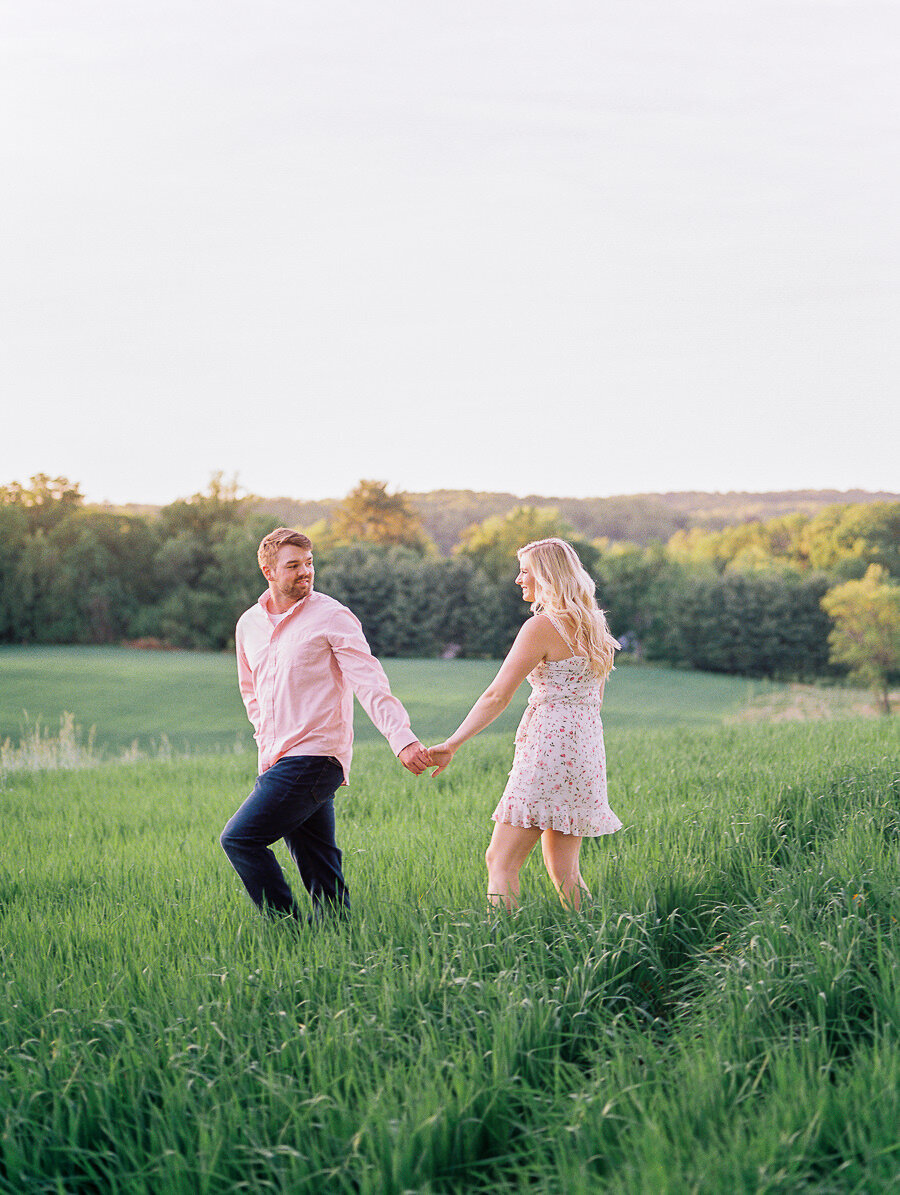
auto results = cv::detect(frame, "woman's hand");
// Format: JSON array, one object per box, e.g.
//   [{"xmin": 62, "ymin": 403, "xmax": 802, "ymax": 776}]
[{"xmin": 426, "ymin": 742, "xmax": 456, "ymax": 777}]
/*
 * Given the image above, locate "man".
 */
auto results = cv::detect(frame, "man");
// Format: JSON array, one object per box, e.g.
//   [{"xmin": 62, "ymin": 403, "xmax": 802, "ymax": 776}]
[{"xmin": 220, "ymin": 527, "xmax": 430, "ymax": 921}]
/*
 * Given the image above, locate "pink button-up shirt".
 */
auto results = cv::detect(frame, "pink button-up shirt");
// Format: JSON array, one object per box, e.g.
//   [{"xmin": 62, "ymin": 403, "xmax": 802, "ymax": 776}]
[{"xmin": 235, "ymin": 589, "xmax": 418, "ymax": 780}]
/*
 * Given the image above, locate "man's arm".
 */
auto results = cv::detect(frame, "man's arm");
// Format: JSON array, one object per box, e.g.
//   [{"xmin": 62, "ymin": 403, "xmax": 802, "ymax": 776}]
[
  {"xmin": 236, "ymin": 637, "xmax": 261, "ymax": 734},
  {"xmin": 328, "ymin": 609, "xmax": 428, "ymax": 774}
]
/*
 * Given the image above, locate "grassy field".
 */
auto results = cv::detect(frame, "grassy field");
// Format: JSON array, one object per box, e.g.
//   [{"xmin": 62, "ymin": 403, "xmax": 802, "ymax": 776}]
[
  {"xmin": 1, "ymin": 651, "xmax": 898, "ymax": 1192},
  {"xmin": 0, "ymin": 646, "xmax": 790, "ymax": 759}
]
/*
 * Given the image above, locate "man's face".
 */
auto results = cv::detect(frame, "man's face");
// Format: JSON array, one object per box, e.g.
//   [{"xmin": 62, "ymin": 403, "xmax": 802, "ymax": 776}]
[{"xmin": 264, "ymin": 544, "xmax": 314, "ymax": 608}]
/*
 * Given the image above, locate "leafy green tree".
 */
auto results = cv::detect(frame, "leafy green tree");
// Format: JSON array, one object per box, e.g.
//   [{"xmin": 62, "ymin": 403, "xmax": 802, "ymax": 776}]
[
  {"xmin": 667, "ymin": 524, "xmax": 758, "ymax": 573},
  {"xmin": 13, "ymin": 535, "xmax": 68, "ymax": 642},
  {"xmin": 154, "ymin": 472, "xmax": 253, "ymax": 546},
  {"xmin": 665, "ymin": 503, "xmax": 900, "ymax": 581},
  {"xmin": 433, "ymin": 558, "xmax": 508, "ymax": 657},
  {"xmin": 0, "ymin": 504, "xmax": 28, "ymax": 641},
  {"xmin": 821, "ymin": 565, "xmax": 900, "ymax": 713},
  {"xmin": 134, "ymin": 476, "xmax": 272, "ymax": 649},
  {"xmin": 328, "ymin": 480, "xmax": 433, "ymax": 553},
  {"xmin": 0, "ymin": 474, "xmax": 84, "ymax": 533},
  {"xmin": 315, "ymin": 546, "xmax": 506, "ymax": 658},
  {"xmin": 594, "ymin": 544, "xmax": 682, "ymax": 654},
  {"xmin": 7, "ymin": 509, "xmax": 162, "ymax": 645},
  {"xmin": 660, "ymin": 572, "xmax": 834, "ymax": 679},
  {"xmin": 136, "ymin": 515, "xmax": 273, "ymax": 649},
  {"xmin": 0, "ymin": 476, "xmax": 89, "ymax": 641},
  {"xmin": 802, "ymin": 503, "xmax": 900, "ymax": 579},
  {"xmin": 456, "ymin": 506, "xmax": 596, "ymax": 582},
  {"xmin": 0, "ymin": 479, "xmax": 159, "ymax": 643},
  {"xmin": 57, "ymin": 511, "xmax": 161, "ymax": 643},
  {"xmin": 667, "ymin": 515, "xmax": 809, "ymax": 575}
]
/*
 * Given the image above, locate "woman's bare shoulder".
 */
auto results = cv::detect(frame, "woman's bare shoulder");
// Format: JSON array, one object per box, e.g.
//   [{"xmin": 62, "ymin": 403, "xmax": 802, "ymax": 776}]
[
  {"xmin": 522, "ymin": 613, "xmax": 555, "ymax": 636},
  {"xmin": 525, "ymin": 613, "xmax": 571, "ymax": 659}
]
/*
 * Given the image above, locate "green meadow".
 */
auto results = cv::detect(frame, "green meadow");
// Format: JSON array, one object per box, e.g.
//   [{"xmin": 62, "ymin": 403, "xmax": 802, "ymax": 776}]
[
  {"xmin": 0, "ymin": 646, "xmax": 776, "ymax": 757},
  {"xmin": 1, "ymin": 649, "xmax": 898, "ymax": 1192}
]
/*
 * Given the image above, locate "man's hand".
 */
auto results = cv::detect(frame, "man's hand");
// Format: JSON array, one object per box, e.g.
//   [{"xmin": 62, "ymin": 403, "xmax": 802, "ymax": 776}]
[{"xmin": 398, "ymin": 741, "xmax": 430, "ymax": 776}]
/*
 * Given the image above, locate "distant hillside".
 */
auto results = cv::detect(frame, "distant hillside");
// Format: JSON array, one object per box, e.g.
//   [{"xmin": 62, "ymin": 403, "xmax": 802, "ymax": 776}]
[
  {"xmin": 248, "ymin": 488, "xmax": 900, "ymax": 553},
  {"xmin": 250, "ymin": 497, "xmax": 334, "ymax": 528},
  {"xmin": 636, "ymin": 490, "xmax": 900, "ymax": 525}
]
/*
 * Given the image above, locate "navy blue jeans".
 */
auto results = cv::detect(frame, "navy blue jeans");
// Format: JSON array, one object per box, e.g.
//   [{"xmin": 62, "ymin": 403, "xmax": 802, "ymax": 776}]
[{"xmin": 220, "ymin": 755, "xmax": 348, "ymax": 921}]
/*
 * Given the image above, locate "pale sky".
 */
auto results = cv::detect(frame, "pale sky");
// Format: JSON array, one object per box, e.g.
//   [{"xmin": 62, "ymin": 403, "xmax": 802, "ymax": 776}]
[{"xmin": 2, "ymin": 0, "xmax": 898, "ymax": 506}]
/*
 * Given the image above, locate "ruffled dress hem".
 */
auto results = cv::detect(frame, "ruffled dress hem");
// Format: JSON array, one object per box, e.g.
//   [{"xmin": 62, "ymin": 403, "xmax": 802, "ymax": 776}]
[{"xmin": 491, "ymin": 808, "xmax": 623, "ymax": 838}]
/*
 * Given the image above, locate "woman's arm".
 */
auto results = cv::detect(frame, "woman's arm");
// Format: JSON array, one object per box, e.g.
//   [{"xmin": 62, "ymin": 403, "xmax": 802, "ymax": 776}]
[{"xmin": 427, "ymin": 616, "xmax": 556, "ymax": 775}]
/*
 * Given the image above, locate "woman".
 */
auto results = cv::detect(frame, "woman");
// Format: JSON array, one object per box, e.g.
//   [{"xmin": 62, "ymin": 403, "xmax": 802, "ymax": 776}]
[{"xmin": 427, "ymin": 537, "xmax": 622, "ymax": 911}]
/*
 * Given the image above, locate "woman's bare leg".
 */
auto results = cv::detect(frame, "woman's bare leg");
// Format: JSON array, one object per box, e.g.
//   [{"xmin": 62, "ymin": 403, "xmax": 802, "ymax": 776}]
[
  {"xmin": 541, "ymin": 828, "xmax": 590, "ymax": 909},
  {"xmin": 485, "ymin": 822, "xmax": 543, "ymax": 910}
]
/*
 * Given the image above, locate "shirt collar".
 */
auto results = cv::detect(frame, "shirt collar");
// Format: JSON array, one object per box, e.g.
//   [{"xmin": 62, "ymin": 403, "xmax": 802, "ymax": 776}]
[{"xmin": 258, "ymin": 590, "xmax": 311, "ymax": 618}]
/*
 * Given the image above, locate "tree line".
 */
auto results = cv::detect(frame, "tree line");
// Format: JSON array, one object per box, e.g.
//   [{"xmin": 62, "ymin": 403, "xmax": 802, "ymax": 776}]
[
  {"xmin": 245, "ymin": 485, "xmax": 900, "ymax": 553},
  {"xmin": 2, "ymin": 474, "xmax": 898, "ymax": 705}
]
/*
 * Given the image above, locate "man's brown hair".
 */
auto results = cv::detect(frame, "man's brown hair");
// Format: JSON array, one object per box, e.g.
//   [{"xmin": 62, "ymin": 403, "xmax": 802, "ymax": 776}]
[{"xmin": 257, "ymin": 527, "xmax": 313, "ymax": 573}]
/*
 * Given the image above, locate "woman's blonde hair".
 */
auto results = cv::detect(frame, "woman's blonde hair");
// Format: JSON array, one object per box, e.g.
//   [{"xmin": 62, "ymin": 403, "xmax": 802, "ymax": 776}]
[{"xmin": 518, "ymin": 537, "xmax": 620, "ymax": 678}]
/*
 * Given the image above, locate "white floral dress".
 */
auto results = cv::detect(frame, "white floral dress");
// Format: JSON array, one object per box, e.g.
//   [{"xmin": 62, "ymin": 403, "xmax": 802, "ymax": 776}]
[{"xmin": 492, "ymin": 621, "xmax": 622, "ymax": 837}]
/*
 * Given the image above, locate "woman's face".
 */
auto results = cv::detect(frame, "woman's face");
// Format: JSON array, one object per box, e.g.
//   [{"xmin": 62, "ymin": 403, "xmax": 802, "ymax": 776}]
[{"xmin": 515, "ymin": 556, "xmax": 537, "ymax": 603}]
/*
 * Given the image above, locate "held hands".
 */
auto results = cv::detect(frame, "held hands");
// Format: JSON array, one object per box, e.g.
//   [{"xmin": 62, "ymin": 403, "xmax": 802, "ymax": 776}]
[
  {"xmin": 398, "ymin": 739, "xmax": 457, "ymax": 777},
  {"xmin": 424, "ymin": 741, "xmax": 456, "ymax": 777}
]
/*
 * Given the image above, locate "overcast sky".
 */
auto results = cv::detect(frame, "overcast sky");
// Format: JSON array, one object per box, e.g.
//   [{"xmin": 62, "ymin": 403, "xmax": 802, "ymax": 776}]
[{"xmin": 2, "ymin": 0, "xmax": 898, "ymax": 505}]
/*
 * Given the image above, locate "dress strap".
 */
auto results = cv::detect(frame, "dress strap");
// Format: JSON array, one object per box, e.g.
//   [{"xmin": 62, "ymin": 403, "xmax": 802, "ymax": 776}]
[{"xmin": 545, "ymin": 613, "xmax": 575, "ymax": 652}]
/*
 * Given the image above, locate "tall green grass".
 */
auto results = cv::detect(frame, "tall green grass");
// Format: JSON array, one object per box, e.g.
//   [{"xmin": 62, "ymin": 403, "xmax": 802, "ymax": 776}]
[{"xmin": 2, "ymin": 715, "xmax": 898, "ymax": 1192}]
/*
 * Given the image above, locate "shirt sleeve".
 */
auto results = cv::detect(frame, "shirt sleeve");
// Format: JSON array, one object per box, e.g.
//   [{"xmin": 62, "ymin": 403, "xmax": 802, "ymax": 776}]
[
  {"xmin": 327, "ymin": 608, "xmax": 418, "ymax": 756},
  {"xmin": 236, "ymin": 629, "xmax": 261, "ymax": 735}
]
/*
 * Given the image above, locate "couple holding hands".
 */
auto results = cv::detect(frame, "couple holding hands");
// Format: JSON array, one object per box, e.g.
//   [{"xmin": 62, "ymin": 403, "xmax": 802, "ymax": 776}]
[{"xmin": 220, "ymin": 527, "xmax": 622, "ymax": 920}]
